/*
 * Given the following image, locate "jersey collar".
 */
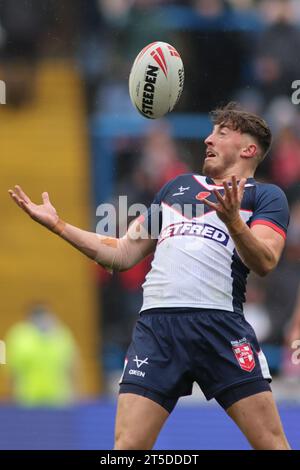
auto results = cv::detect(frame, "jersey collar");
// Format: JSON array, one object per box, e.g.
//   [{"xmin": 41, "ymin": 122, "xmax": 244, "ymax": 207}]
[{"xmin": 205, "ymin": 176, "xmax": 256, "ymax": 185}]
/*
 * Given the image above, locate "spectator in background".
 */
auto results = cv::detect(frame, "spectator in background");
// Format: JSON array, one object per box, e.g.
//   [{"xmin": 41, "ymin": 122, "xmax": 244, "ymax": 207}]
[
  {"xmin": 0, "ymin": 0, "xmax": 45, "ymax": 106},
  {"xmin": 138, "ymin": 122, "xmax": 190, "ymax": 191},
  {"xmin": 254, "ymin": 0, "xmax": 300, "ymax": 106},
  {"xmin": 5, "ymin": 304, "xmax": 80, "ymax": 407},
  {"xmin": 271, "ymin": 127, "xmax": 300, "ymax": 189},
  {"xmin": 244, "ymin": 275, "xmax": 272, "ymax": 344},
  {"xmin": 78, "ymin": 0, "xmax": 168, "ymax": 114},
  {"xmin": 176, "ymin": 0, "xmax": 249, "ymax": 112},
  {"xmin": 228, "ymin": 0, "xmax": 255, "ymax": 11}
]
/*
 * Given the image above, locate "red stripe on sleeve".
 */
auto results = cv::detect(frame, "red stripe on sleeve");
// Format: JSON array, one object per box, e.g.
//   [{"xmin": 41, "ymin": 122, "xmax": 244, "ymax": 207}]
[{"xmin": 250, "ymin": 220, "xmax": 286, "ymax": 240}]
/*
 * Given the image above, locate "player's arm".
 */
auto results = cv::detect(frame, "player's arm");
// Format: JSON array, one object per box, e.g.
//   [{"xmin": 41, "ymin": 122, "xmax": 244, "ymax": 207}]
[
  {"xmin": 203, "ymin": 176, "xmax": 286, "ymax": 277},
  {"xmin": 54, "ymin": 217, "xmax": 156, "ymax": 272},
  {"xmin": 227, "ymin": 221, "xmax": 284, "ymax": 277},
  {"xmin": 8, "ymin": 185, "xmax": 156, "ymax": 271}
]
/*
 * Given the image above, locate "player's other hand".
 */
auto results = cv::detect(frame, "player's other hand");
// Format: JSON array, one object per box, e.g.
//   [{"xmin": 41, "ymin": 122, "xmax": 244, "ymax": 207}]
[
  {"xmin": 203, "ymin": 176, "xmax": 246, "ymax": 226},
  {"xmin": 8, "ymin": 185, "xmax": 59, "ymax": 230}
]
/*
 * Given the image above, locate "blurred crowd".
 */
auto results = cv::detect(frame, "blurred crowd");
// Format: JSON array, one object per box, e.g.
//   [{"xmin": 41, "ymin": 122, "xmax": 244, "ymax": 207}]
[{"xmin": 1, "ymin": 0, "xmax": 300, "ymax": 392}]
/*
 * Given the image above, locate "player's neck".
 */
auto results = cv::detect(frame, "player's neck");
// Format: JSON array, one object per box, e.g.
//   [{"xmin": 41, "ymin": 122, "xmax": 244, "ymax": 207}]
[{"xmin": 210, "ymin": 171, "xmax": 254, "ymax": 185}]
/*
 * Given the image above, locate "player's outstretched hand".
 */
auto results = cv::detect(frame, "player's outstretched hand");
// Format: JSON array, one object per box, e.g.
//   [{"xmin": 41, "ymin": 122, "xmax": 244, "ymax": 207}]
[
  {"xmin": 8, "ymin": 185, "xmax": 59, "ymax": 230},
  {"xmin": 203, "ymin": 176, "xmax": 246, "ymax": 226}
]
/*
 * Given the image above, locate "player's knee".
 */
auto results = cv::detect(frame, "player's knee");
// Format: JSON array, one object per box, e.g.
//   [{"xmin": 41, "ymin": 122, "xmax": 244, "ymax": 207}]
[
  {"xmin": 253, "ymin": 425, "xmax": 290, "ymax": 450},
  {"xmin": 114, "ymin": 430, "xmax": 151, "ymax": 450},
  {"xmin": 268, "ymin": 427, "xmax": 290, "ymax": 450}
]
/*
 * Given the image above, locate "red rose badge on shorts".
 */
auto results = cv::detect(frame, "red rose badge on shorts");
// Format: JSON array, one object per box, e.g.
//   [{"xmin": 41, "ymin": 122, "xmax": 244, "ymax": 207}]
[{"xmin": 231, "ymin": 338, "xmax": 255, "ymax": 372}]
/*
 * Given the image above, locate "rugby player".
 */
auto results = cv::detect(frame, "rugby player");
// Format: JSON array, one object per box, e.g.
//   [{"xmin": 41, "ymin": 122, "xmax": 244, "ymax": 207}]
[{"xmin": 9, "ymin": 103, "xmax": 290, "ymax": 450}]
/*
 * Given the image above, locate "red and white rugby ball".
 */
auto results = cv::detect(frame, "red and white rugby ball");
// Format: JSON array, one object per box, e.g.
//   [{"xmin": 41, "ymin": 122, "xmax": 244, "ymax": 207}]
[{"xmin": 129, "ymin": 41, "xmax": 184, "ymax": 119}]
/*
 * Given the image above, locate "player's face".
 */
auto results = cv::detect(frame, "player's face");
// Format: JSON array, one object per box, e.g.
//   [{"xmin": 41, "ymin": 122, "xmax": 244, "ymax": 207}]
[{"xmin": 203, "ymin": 125, "xmax": 245, "ymax": 178}]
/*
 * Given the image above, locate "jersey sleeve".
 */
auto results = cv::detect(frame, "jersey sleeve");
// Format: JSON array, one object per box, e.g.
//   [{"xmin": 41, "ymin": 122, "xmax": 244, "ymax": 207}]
[
  {"xmin": 250, "ymin": 184, "xmax": 290, "ymax": 239},
  {"xmin": 137, "ymin": 177, "xmax": 180, "ymax": 238}
]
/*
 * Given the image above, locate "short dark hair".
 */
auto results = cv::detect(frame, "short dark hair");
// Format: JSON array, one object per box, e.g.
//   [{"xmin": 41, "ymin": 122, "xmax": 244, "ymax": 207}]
[{"xmin": 210, "ymin": 102, "xmax": 272, "ymax": 161}]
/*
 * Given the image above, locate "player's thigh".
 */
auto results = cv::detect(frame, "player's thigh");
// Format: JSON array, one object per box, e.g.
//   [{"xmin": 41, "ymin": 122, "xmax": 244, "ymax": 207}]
[
  {"xmin": 114, "ymin": 392, "xmax": 169, "ymax": 450},
  {"xmin": 227, "ymin": 391, "xmax": 290, "ymax": 450}
]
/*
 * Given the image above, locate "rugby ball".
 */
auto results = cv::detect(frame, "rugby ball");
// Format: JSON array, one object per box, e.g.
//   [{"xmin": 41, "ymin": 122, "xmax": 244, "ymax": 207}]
[{"xmin": 129, "ymin": 41, "xmax": 184, "ymax": 119}]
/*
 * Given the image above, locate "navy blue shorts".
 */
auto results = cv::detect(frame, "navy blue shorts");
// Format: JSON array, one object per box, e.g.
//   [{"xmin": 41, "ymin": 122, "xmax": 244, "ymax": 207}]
[{"xmin": 119, "ymin": 308, "xmax": 272, "ymax": 413}]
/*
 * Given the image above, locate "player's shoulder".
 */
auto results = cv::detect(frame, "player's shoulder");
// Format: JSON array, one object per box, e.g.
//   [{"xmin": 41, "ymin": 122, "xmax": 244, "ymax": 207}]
[
  {"xmin": 249, "ymin": 180, "xmax": 290, "ymax": 230},
  {"xmin": 157, "ymin": 173, "xmax": 195, "ymax": 196},
  {"xmin": 166, "ymin": 173, "xmax": 195, "ymax": 186},
  {"xmin": 253, "ymin": 180, "xmax": 289, "ymax": 203},
  {"xmin": 249, "ymin": 180, "xmax": 290, "ymax": 223}
]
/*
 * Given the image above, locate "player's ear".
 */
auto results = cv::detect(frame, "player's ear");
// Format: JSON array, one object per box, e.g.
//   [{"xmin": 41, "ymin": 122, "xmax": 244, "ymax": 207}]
[{"xmin": 240, "ymin": 144, "xmax": 257, "ymax": 159}]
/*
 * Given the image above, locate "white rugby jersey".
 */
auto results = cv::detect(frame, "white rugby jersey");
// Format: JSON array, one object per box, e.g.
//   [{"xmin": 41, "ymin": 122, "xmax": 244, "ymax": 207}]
[{"xmin": 139, "ymin": 174, "xmax": 289, "ymax": 313}]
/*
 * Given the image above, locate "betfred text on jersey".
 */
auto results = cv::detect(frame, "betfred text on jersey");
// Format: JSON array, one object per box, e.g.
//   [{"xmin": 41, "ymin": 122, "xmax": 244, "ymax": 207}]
[
  {"xmin": 142, "ymin": 65, "xmax": 159, "ymax": 117},
  {"xmin": 158, "ymin": 222, "xmax": 230, "ymax": 246}
]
